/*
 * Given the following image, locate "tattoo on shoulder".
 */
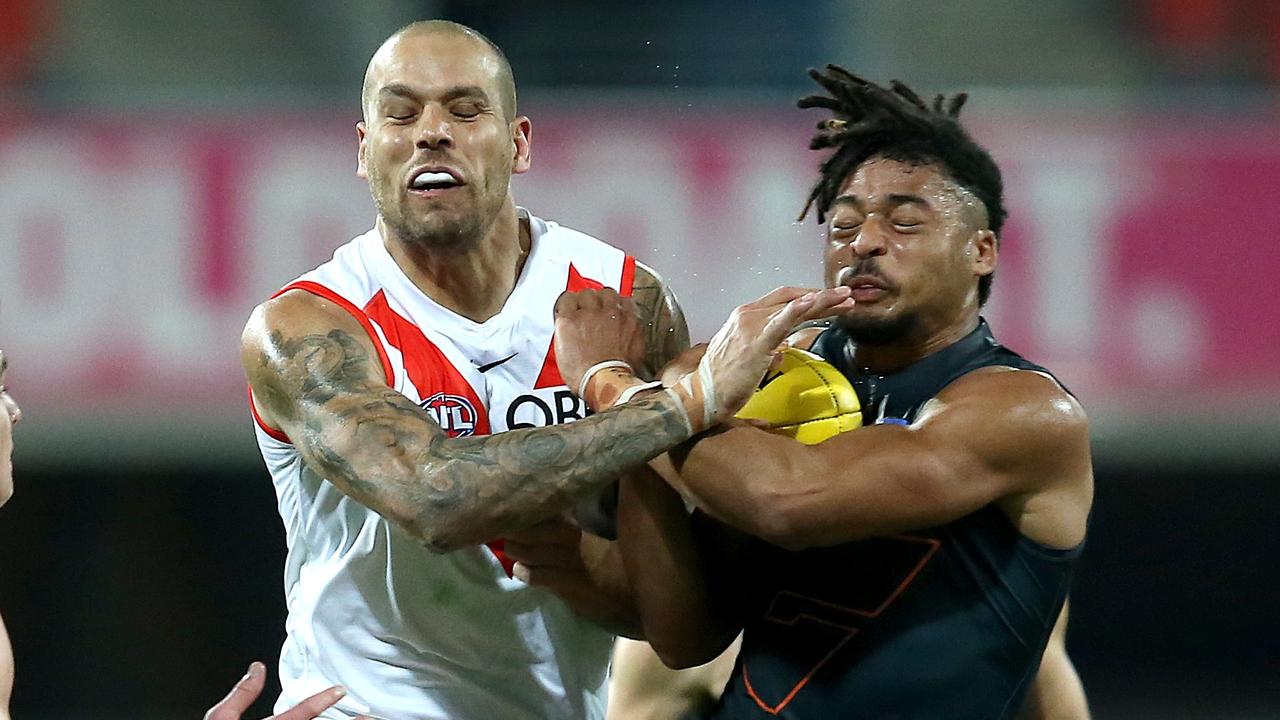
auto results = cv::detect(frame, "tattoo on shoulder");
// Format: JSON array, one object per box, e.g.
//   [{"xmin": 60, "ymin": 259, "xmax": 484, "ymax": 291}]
[
  {"xmin": 253, "ymin": 329, "xmax": 381, "ymax": 421},
  {"xmin": 630, "ymin": 263, "xmax": 691, "ymax": 376}
]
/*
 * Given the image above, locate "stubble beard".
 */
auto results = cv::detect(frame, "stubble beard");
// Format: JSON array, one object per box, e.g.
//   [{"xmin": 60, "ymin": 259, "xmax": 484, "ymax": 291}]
[
  {"xmin": 370, "ymin": 166, "xmax": 490, "ymax": 251},
  {"xmin": 836, "ymin": 309, "xmax": 920, "ymax": 346}
]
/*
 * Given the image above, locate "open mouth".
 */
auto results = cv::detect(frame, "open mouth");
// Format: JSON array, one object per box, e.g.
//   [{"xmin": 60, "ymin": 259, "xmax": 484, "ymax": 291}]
[{"xmin": 408, "ymin": 168, "xmax": 464, "ymax": 192}]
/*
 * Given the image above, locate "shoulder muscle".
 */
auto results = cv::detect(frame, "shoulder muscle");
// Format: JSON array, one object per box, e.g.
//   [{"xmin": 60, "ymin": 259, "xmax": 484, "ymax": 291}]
[
  {"xmin": 630, "ymin": 261, "xmax": 691, "ymax": 374},
  {"xmin": 241, "ymin": 289, "xmax": 387, "ymax": 430}
]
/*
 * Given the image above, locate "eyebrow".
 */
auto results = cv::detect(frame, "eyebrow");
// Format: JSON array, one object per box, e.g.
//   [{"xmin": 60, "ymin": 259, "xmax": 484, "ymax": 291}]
[
  {"xmin": 831, "ymin": 193, "xmax": 932, "ymax": 210},
  {"xmin": 377, "ymin": 83, "xmax": 491, "ymax": 105}
]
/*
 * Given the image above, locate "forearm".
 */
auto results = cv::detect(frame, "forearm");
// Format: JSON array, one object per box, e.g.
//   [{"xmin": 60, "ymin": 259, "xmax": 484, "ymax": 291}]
[
  {"xmin": 619, "ymin": 466, "xmax": 738, "ymax": 668},
  {"xmin": 303, "ymin": 387, "xmax": 693, "ymax": 553},
  {"xmin": 667, "ymin": 425, "xmax": 809, "ymax": 543},
  {"xmin": 548, "ymin": 534, "xmax": 644, "ymax": 638}
]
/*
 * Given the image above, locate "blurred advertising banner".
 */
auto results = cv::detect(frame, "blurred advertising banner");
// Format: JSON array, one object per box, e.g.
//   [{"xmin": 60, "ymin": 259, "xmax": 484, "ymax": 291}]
[{"xmin": 1, "ymin": 106, "xmax": 1277, "ymax": 453}]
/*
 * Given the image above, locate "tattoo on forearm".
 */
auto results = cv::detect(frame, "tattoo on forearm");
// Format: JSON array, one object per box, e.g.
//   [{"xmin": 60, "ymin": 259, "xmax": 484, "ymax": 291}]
[{"xmin": 251, "ymin": 326, "xmax": 691, "ymax": 551}]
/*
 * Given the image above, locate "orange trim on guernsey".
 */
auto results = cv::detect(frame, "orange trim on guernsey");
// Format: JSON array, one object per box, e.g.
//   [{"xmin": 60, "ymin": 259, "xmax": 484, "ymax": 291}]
[
  {"xmin": 740, "ymin": 534, "xmax": 941, "ymax": 713},
  {"xmin": 742, "ymin": 630, "xmax": 858, "ymax": 715}
]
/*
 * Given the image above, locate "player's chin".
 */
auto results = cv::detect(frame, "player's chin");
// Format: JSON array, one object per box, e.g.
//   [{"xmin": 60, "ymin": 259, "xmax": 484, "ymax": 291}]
[
  {"xmin": 834, "ymin": 307, "xmax": 913, "ymax": 341},
  {"xmin": 833, "ymin": 301, "xmax": 892, "ymax": 323}
]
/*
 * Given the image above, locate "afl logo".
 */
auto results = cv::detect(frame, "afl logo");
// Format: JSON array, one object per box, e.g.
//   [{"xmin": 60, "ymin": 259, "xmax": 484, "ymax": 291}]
[{"xmin": 419, "ymin": 392, "xmax": 478, "ymax": 437}]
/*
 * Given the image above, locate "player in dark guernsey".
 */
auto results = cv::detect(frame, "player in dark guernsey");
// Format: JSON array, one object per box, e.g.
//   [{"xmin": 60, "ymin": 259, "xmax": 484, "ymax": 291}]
[{"xmin": 560, "ymin": 69, "xmax": 1094, "ymax": 719}]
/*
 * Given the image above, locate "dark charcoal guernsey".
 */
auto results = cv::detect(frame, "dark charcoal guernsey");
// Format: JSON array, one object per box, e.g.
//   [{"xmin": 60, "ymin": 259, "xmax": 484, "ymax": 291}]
[{"xmin": 707, "ymin": 319, "xmax": 1083, "ymax": 720}]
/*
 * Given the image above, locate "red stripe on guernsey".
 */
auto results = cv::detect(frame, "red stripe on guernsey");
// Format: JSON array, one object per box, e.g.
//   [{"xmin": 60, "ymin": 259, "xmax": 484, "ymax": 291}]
[
  {"xmin": 363, "ymin": 292, "xmax": 508, "ymax": 572},
  {"xmin": 619, "ymin": 255, "xmax": 637, "ymax": 296},
  {"xmin": 485, "ymin": 538, "xmax": 517, "ymax": 577},
  {"xmin": 534, "ymin": 263, "xmax": 614, "ymax": 389},
  {"xmin": 274, "ymin": 280, "xmax": 395, "ymax": 385},
  {"xmin": 363, "ymin": 290, "xmax": 491, "ymax": 438},
  {"xmin": 248, "ymin": 386, "xmax": 291, "ymax": 443}
]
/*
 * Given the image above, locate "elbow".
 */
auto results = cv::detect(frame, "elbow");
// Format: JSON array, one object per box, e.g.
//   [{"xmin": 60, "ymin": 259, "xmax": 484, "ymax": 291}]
[
  {"xmin": 649, "ymin": 634, "xmax": 729, "ymax": 670},
  {"xmin": 417, "ymin": 526, "xmax": 467, "ymax": 554},
  {"xmin": 754, "ymin": 510, "xmax": 812, "ymax": 552},
  {"xmin": 742, "ymin": 484, "xmax": 820, "ymax": 552},
  {"xmin": 407, "ymin": 513, "xmax": 475, "ymax": 554},
  {"xmin": 657, "ymin": 649, "xmax": 710, "ymax": 671},
  {"xmin": 382, "ymin": 499, "xmax": 472, "ymax": 554},
  {"xmin": 726, "ymin": 452, "xmax": 828, "ymax": 551},
  {"xmin": 374, "ymin": 463, "xmax": 497, "ymax": 553}
]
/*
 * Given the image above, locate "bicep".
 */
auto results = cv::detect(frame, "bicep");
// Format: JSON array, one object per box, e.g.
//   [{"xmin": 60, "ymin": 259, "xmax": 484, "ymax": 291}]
[
  {"xmin": 241, "ymin": 295, "xmax": 446, "ymax": 515},
  {"xmin": 681, "ymin": 370, "xmax": 1087, "ymax": 548},
  {"xmin": 693, "ymin": 422, "xmax": 1013, "ymax": 546}
]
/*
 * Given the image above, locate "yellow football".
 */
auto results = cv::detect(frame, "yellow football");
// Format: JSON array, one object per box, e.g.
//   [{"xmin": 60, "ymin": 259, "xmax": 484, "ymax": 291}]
[{"xmin": 735, "ymin": 347, "xmax": 862, "ymax": 444}]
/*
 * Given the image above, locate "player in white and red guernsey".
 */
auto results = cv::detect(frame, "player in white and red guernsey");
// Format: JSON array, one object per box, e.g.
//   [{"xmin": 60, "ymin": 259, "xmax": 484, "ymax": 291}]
[{"xmin": 239, "ymin": 20, "xmax": 854, "ymax": 720}]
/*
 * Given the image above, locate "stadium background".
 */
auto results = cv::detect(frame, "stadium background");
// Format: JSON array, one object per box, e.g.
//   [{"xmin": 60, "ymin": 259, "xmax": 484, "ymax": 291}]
[{"xmin": 1, "ymin": 1, "xmax": 1277, "ymax": 717}]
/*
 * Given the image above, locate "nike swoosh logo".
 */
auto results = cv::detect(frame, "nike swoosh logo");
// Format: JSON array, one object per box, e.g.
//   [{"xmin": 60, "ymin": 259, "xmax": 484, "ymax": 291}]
[{"xmin": 476, "ymin": 353, "xmax": 518, "ymax": 373}]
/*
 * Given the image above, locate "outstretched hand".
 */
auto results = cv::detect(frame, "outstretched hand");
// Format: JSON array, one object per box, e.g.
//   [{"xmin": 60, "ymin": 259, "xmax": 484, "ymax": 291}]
[
  {"xmin": 683, "ymin": 285, "xmax": 853, "ymax": 426},
  {"xmin": 204, "ymin": 662, "xmax": 369, "ymax": 720}
]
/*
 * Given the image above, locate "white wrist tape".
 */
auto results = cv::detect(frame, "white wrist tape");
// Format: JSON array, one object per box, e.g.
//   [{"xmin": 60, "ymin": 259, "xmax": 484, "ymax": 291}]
[
  {"xmin": 578, "ymin": 360, "xmax": 634, "ymax": 399},
  {"xmin": 697, "ymin": 359, "xmax": 717, "ymax": 430},
  {"xmin": 615, "ymin": 380, "xmax": 664, "ymax": 406},
  {"xmin": 674, "ymin": 359, "xmax": 718, "ymax": 433},
  {"xmin": 662, "ymin": 387, "xmax": 695, "ymax": 436}
]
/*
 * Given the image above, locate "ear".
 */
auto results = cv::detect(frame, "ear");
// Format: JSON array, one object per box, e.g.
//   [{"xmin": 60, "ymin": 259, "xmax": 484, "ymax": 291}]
[
  {"xmin": 355, "ymin": 122, "xmax": 369, "ymax": 179},
  {"xmin": 511, "ymin": 116, "xmax": 532, "ymax": 175},
  {"xmin": 969, "ymin": 229, "xmax": 998, "ymax": 279}
]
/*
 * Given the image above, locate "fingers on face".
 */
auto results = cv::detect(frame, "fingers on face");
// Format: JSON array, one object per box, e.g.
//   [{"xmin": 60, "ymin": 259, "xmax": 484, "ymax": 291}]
[
  {"xmin": 751, "ymin": 286, "xmax": 812, "ymax": 307},
  {"xmin": 764, "ymin": 287, "xmax": 853, "ymax": 336},
  {"xmin": 762, "ymin": 300, "xmax": 813, "ymax": 343}
]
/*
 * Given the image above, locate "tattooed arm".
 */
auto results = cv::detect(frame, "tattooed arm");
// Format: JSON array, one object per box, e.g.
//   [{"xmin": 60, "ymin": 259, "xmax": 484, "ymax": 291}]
[
  {"xmin": 630, "ymin": 261, "xmax": 690, "ymax": 379},
  {"xmin": 242, "ymin": 289, "xmax": 691, "ymax": 553},
  {"xmin": 243, "ymin": 281, "xmax": 849, "ymax": 553}
]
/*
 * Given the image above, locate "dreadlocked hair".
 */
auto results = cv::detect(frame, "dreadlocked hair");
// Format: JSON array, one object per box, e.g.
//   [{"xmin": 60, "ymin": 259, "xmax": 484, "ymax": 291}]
[{"xmin": 797, "ymin": 65, "xmax": 1006, "ymax": 305}]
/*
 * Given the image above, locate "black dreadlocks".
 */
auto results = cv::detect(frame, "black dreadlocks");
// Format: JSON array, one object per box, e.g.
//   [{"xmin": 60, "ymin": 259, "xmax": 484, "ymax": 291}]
[{"xmin": 798, "ymin": 65, "xmax": 1006, "ymax": 305}]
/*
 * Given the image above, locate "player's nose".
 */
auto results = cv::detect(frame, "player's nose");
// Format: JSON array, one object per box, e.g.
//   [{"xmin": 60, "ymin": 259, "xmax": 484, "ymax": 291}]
[
  {"xmin": 415, "ymin": 105, "xmax": 454, "ymax": 150},
  {"xmin": 851, "ymin": 225, "xmax": 888, "ymax": 258}
]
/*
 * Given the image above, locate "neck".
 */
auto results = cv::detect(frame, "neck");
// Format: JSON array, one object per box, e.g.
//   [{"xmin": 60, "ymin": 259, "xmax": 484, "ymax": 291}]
[
  {"xmin": 848, "ymin": 312, "xmax": 980, "ymax": 374},
  {"xmin": 379, "ymin": 198, "xmax": 529, "ymax": 323}
]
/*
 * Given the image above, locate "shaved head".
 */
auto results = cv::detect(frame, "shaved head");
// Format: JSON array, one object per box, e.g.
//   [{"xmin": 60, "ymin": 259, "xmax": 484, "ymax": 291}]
[{"xmin": 362, "ymin": 20, "xmax": 517, "ymax": 122}]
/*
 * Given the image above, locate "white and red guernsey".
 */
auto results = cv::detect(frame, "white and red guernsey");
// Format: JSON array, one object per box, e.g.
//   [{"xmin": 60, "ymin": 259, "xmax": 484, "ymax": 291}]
[{"xmin": 251, "ymin": 211, "xmax": 634, "ymax": 720}]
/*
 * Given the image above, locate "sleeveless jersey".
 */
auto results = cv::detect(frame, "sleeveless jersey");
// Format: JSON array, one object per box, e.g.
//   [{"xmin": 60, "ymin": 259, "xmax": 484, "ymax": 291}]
[
  {"xmin": 709, "ymin": 319, "xmax": 1083, "ymax": 720},
  {"xmin": 251, "ymin": 212, "xmax": 635, "ymax": 720}
]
